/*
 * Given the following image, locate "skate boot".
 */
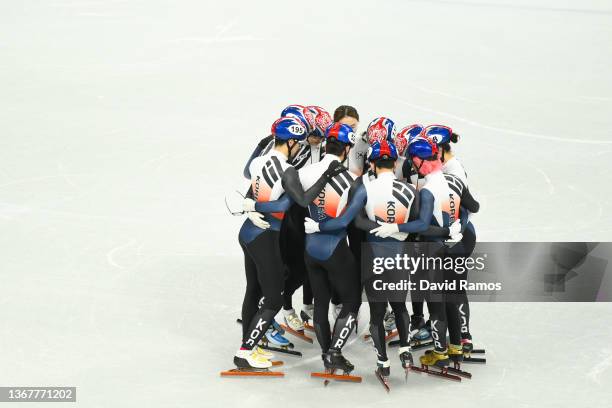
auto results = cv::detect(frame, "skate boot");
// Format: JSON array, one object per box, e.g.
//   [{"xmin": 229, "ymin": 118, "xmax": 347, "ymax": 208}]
[
  {"xmin": 270, "ymin": 320, "xmax": 285, "ymax": 335},
  {"xmin": 234, "ymin": 348, "xmax": 272, "ymax": 370},
  {"xmin": 410, "ymin": 314, "xmax": 430, "ymax": 340},
  {"xmin": 461, "ymin": 337, "xmax": 474, "ymax": 355},
  {"xmin": 254, "ymin": 346, "xmax": 274, "ymax": 360},
  {"xmin": 383, "ymin": 309, "xmax": 396, "ymax": 332},
  {"xmin": 375, "ymin": 359, "xmax": 391, "ymax": 391},
  {"xmin": 311, "ymin": 350, "xmax": 361, "ymax": 383},
  {"xmin": 264, "ymin": 326, "xmax": 291, "ymax": 348},
  {"xmin": 420, "ymin": 349, "xmax": 450, "ymax": 369},
  {"xmin": 460, "ymin": 336, "xmax": 486, "ymax": 363},
  {"xmin": 323, "ymin": 349, "xmax": 355, "ymax": 374},
  {"xmin": 399, "ymin": 346, "xmax": 414, "ymax": 370},
  {"xmin": 448, "ymin": 344, "xmax": 464, "ymax": 364},
  {"xmin": 283, "ymin": 309, "xmax": 304, "ymax": 331},
  {"xmin": 300, "ymin": 304, "xmax": 314, "ymax": 323},
  {"xmin": 300, "ymin": 305, "xmax": 315, "ymax": 331}
]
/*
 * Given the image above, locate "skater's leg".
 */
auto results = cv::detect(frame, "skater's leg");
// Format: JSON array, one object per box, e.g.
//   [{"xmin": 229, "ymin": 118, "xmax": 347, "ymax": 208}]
[
  {"xmin": 427, "ymin": 300, "xmax": 448, "ymax": 352},
  {"xmin": 279, "ymin": 204, "xmax": 307, "ymax": 311},
  {"xmin": 446, "ymin": 301, "xmax": 462, "ymax": 346},
  {"xmin": 456, "ymin": 222, "xmax": 476, "ymax": 340},
  {"xmin": 331, "ymin": 289, "xmax": 342, "ymax": 306},
  {"xmin": 458, "ymin": 295, "xmax": 471, "ymax": 340},
  {"xmin": 305, "ymin": 255, "xmax": 332, "ymax": 352},
  {"xmin": 411, "ymin": 301, "xmax": 424, "ymax": 317},
  {"xmin": 302, "ymin": 272, "xmax": 313, "ymax": 305},
  {"xmin": 389, "ymin": 301, "xmax": 410, "ymax": 348},
  {"xmin": 368, "ymin": 301, "xmax": 388, "ymax": 361},
  {"xmin": 241, "ymin": 231, "xmax": 284, "ymax": 350},
  {"xmin": 240, "ymin": 243, "xmax": 261, "ymax": 341},
  {"xmin": 282, "ymin": 261, "xmax": 305, "ymax": 310},
  {"xmin": 327, "ymin": 242, "xmax": 361, "ymax": 351}
]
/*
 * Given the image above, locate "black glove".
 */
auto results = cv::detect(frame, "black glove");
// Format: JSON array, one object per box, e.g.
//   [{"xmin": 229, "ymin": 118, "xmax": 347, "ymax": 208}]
[
  {"xmin": 257, "ymin": 135, "xmax": 273, "ymax": 150},
  {"xmin": 323, "ymin": 160, "xmax": 346, "ymax": 181}
]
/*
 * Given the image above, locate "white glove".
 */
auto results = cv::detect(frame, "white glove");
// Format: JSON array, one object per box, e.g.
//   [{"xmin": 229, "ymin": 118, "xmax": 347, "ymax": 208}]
[
  {"xmin": 247, "ymin": 211, "xmax": 270, "ymax": 230},
  {"xmin": 446, "ymin": 232, "xmax": 463, "ymax": 243},
  {"xmin": 390, "ymin": 232, "xmax": 408, "ymax": 241},
  {"xmin": 449, "ymin": 219, "xmax": 462, "ymax": 237},
  {"xmin": 304, "ymin": 217, "xmax": 320, "ymax": 234},
  {"xmin": 243, "ymin": 198, "xmax": 256, "ymax": 212},
  {"xmin": 370, "ymin": 221, "xmax": 399, "ymax": 238}
]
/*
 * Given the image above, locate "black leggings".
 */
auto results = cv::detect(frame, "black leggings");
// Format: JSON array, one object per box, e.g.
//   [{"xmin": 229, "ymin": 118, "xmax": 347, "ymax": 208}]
[
  {"xmin": 426, "ymin": 297, "xmax": 461, "ymax": 352},
  {"xmin": 240, "ymin": 231, "xmax": 284, "ymax": 349},
  {"xmin": 411, "ymin": 242, "xmax": 463, "ymax": 352},
  {"xmin": 369, "ymin": 300, "xmax": 410, "ymax": 362},
  {"xmin": 280, "ymin": 205, "xmax": 312, "ymax": 310},
  {"xmin": 305, "ymin": 240, "xmax": 362, "ymax": 353},
  {"xmin": 445, "ymin": 222, "xmax": 477, "ymax": 340}
]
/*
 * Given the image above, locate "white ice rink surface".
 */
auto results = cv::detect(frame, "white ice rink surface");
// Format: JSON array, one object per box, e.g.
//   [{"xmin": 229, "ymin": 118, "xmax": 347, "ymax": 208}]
[{"xmin": 1, "ymin": 0, "xmax": 612, "ymax": 406}]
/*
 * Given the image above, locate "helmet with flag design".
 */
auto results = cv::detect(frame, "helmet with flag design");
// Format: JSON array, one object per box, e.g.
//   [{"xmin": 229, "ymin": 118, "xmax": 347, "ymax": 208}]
[
  {"xmin": 281, "ymin": 105, "xmax": 315, "ymax": 134},
  {"xmin": 396, "ymin": 124, "xmax": 425, "ymax": 156},
  {"xmin": 368, "ymin": 140, "xmax": 398, "ymax": 162},
  {"xmin": 307, "ymin": 106, "xmax": 333, "ymax": 138},
  {"xmin": 366, "ymin": 117, "xmax": 396, "ymax": 145}
]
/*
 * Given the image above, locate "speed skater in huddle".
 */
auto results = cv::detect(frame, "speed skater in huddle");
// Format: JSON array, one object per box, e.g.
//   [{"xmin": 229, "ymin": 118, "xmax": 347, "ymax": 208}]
[
  {"xmin": 297, "ymin": 123, "xmax": 362, "ymax": 375},
  {"xmin": 236, "ymin": 117, "xmax": 344, "ymax": 370},
  {"xmin": 431, "ymin": 127, "xmax": 480, "ymax": 353},
  {"xmin": 279, "ymin": 106, "xmax": 334, "ymax": 331},
  {"xmin": 304, "ymin": 139, "xmax": 461, "ymax": 382},
  {"xmin": 241, "ymin": 105, "xmax": 338, "ymax": 333},
  {"xmin": 404, "ymin": 134, "xmax": 479, "ymax": 370}
]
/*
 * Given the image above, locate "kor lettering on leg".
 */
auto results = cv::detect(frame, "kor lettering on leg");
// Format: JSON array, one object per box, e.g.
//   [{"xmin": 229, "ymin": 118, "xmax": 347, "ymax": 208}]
[
  {"xmin": 459, "ymin": 304, "xmax": 468, "ymax": 334},
  {"xmin": 332, "ymin": 315, "xmax": 356, "ymax": 349},
  {"xmin": 245, "ymin": 318, "xmax": 267, "ymax": 348},
  {"xmin": 430, "ymin": 319, "xmax": 442, "ymax": 349}
]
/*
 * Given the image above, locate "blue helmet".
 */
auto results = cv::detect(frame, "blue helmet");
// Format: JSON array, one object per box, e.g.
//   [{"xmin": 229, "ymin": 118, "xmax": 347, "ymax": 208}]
[
  {"xmin": 424, "ymin": 125, "xmax": 453, "ymax": 145},
  {"xmin": 368, "ymin": 140, "xmax": 398, "ymax": 162},
  {"xmin": 366, "ymin": 117, "xmax": 396, "ymax": 144},
  {"xmin": 271, "ymin": 117, "xmax": 307, "ymax": 141},
  {"xmin": 281, "ymin": 105, "xmax": 315, "ymax": 134},
  {"xmin": 408, "ymin": 136, "xmax": 439, "ymax": 160},
  {"xmin": 325, "ymin": 122, "xmax": 356, "ymax": 146}
]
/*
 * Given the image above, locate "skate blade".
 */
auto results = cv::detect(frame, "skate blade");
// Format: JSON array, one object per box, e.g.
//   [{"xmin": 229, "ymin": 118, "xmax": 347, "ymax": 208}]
[
  {"xmin": 220, "ymin": 369, "xmax": 284, "ymax": 377},
  {"xmin": 463, "ymin": 357, "xmax": 486, "ymax": 364},
  {"xmin": 364, "ymin": 331, "xmax": 398, "ymax": 342},
  {"xmin": 260, "ymin": 344, "xmax": 302, "ymax": 357},
  {"xmin": 385, "ymin": 330, "xmax": 398, "ymax": 342},
  {"xmin": 447, "ymin": 365, "xmax": 472, "ymax": 379},
  {"xmin": 410, "ymin": 340, "xmax": 434, "ymax": 351},
  {"xmin": 375, "ymin": 370, "xmax": 390, "ymax": 392},
  {"xmin": 409, "ymin": 365, "xmax": 461, "ymax": 382},
  {"xmin": 279, "ymin": 324, "xmax": 314, "ymax": 344},
  {"xmin": 311, "ymin": 372, "xmax": 362, "ymax": 383}
]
